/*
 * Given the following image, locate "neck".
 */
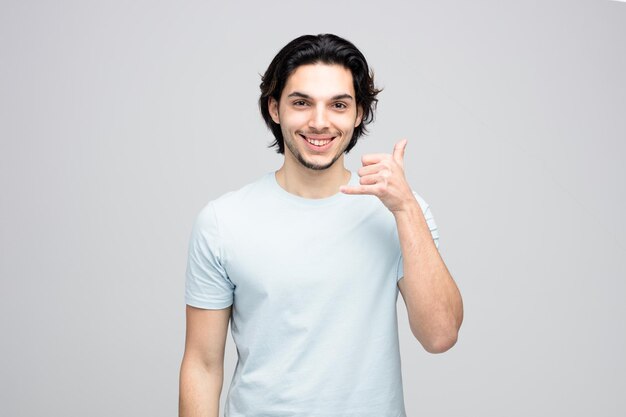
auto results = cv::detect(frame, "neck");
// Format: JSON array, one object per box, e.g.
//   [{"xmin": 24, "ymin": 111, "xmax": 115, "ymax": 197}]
[{"xmin": 275, "ymin": 158, "xmax": 351, "ymax": 199}]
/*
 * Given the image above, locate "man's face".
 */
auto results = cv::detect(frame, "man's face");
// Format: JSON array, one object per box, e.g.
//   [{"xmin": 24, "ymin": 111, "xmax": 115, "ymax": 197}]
[{"xmin": 269, "ymin": 63, "xmax": 363, "ymax": 171}]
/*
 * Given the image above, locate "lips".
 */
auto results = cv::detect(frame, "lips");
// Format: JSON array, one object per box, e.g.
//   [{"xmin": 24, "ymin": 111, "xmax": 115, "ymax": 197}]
[
  {"xmin": 302, "ymin": 134, "xmax": 334, "ymax": 141},
  {"xmin": 299, "ymin": 133, "xmax": 335, "ymax": 151}
]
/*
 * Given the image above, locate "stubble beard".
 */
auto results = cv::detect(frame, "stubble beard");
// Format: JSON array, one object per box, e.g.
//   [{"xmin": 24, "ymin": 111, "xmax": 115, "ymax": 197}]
[{"xmin": 283, "ymin": 132, "xmax": 351, "ymax": 171}]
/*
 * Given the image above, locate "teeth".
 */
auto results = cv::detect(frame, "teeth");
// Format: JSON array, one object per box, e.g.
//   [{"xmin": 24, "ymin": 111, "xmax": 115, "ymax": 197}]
[{"xmin": 306, "ymin": 137, "xmax": 332, "ymax": 146}]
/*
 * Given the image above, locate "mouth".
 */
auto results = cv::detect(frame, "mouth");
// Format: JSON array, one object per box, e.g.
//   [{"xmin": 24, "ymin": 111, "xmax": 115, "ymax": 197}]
[{"xmin": 299, "ymin": 134, "xmax": 336, "ymax": 151}]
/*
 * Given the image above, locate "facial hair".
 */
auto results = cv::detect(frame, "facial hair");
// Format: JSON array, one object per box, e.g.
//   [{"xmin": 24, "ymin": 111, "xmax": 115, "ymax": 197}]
[{"xmin": 283, "ymin": 130, "xmax": 352, "ymax": 171}]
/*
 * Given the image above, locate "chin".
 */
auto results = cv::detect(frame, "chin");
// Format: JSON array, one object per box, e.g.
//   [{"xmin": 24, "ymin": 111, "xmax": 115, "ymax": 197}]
[{"xmin": 299, "ymin": 154, "xmax": 342, "ymax": 171}]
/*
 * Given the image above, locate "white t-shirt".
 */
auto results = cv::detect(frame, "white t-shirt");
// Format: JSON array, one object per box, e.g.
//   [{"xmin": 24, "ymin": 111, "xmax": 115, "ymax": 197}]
[{"xmin": 185, "ymin": 170, "xmax": 440, "ymax": 417}]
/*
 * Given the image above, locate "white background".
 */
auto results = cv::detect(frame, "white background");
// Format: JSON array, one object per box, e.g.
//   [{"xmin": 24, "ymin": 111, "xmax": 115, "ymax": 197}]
[{"xmin": 1, "ymin": 1, "xmax": 625, "ymax": 416}]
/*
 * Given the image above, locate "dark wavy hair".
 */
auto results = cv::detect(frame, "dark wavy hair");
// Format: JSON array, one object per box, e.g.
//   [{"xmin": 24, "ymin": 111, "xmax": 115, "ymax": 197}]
[{"xmin": 259, "ymin": 33, "xmax": 382, "ymax": 154}]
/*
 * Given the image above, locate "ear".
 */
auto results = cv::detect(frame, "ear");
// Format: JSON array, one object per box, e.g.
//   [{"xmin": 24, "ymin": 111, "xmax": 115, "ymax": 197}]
[
  {"xmin": 354, "ymin": 104, "xmax": 364, "ymax": 128},
  {"xmin": 268, "ymin": 97, "xmax": 280, "ymax": 124}
]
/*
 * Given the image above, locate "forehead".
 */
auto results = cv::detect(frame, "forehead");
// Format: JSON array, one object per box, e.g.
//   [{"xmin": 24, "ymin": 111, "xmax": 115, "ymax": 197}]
[{"xmin": 282, "ymin": 63, "xmax": 355, "ymax": 99}]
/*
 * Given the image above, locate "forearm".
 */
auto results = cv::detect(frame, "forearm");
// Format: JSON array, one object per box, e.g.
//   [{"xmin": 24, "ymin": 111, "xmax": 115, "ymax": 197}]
[
  {"xmin": 179, "ymin": 358, "xmax": 224, "ymax": 417},
  {"xmin": 394, "ymin": 201, "xmax": 463, "ymax": 353}
]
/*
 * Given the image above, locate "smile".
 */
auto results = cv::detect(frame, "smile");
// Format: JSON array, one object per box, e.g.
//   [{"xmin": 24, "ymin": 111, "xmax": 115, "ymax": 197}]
[{"xmin": 299, "ymin": 134, "xmax": 335, "ymax": 149}]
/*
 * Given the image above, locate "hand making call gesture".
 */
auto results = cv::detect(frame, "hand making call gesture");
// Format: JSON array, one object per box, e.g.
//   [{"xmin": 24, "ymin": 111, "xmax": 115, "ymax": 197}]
[{"xmin": 340, "ymin": 139, "xmax": 417, "ymax": 214}]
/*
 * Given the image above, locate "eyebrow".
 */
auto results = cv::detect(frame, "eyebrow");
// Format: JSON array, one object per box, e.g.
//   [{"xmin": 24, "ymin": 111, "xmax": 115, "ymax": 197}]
[{"xmin": 287, "ymin": 91, "xmax": 354, "ymax": 101}]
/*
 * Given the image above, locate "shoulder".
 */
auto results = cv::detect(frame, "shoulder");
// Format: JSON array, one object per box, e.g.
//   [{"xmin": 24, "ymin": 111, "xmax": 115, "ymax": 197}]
[{"xmin": 196, "ymin": 172, "xmax": 271, "ymax": 222}]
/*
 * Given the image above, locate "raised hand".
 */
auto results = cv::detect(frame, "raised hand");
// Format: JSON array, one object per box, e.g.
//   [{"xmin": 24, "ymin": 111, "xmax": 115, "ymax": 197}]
[{"xmin": 340, "ymin": 139, "xmax": 416, "ymax": 214}]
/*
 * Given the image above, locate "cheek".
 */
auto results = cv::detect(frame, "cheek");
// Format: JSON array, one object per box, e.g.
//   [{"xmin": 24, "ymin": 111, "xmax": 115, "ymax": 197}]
[
  {"xmin": 282, "ymin": 111, "xmax": 309, "ymax": 128},
  {"xmin": 334, "ymin": 114, "xmax": 358, "ymax": 131}
]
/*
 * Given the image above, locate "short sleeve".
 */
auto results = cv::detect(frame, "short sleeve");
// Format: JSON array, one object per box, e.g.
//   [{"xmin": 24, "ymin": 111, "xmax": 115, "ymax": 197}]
[
  {"xmin": 185, "ymin": 202, "xmax": 235, "ymax": 309},
  {"xmin": 396, "ymin": 192, "xmax": 440, "ymax": 282}
]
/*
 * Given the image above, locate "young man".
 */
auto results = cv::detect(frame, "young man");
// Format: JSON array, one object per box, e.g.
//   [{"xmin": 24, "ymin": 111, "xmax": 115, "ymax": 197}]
[{"xmin": 179, "ymin": 34, "xmax": 463, "ymax": 417}]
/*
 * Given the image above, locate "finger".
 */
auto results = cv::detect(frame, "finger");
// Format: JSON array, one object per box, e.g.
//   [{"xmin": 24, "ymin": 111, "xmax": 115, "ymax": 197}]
[
  {"xmin": 358, "ymin": 163, "xmax": 384, "ymax": 177},
  {"xmin": 361, "ymin": 153, "xmax": 392, "ymax": 166},
  {"xmin": 358, "ymin": 173, "xmax": 380, "ymax": 185},
  {"xmin": 339, "ymin": 184, "xmax": 376, "ymax": 195},
  {"xmin": 393, "ymin": 139, "xmax": 407, "ymax": 168}
]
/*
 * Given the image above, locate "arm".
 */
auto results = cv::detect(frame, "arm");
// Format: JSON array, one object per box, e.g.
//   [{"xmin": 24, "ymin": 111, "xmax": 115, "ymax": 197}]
[
  {"xmin": 395, "ymin": 201, "xmax": 463, "ymax": 354},
  {"xmin": 338, "ymin": 139, "xmax": 463, "ymax": 353},
  {"xmin": 179, "ymin": 304, "xmax": 232, "ymax": 417}
]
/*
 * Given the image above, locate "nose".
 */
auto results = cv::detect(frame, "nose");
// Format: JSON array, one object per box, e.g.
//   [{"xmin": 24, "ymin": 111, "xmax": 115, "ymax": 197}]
[{"xmin": 308, "ymin": 104, "xmax": 330, "ymax": 130}]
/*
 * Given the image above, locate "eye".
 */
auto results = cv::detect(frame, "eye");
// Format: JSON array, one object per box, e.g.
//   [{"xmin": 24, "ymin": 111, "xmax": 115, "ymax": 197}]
[
  {"xmin": 293, "ymin": 100, "xmax": 308, "ymax": 107},
  {"xmin": 333, "ymin": 102, "xmax": 348, "ymax": 109}
]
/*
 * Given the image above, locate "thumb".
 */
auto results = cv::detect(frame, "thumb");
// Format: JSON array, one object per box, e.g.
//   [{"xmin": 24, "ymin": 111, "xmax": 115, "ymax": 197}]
[{"xmin": 393, "ymin": 138, "xmax": 407, "ymax": 167}]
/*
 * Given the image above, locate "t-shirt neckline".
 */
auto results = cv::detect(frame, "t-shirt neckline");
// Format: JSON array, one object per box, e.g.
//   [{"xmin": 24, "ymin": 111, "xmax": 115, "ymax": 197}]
[{"xmin": 267, "ymin": 170, "xmax": 358, "ymax": 206}]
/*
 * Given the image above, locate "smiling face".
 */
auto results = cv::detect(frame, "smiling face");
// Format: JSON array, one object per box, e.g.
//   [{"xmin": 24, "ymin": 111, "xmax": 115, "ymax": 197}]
[{"xmin": 268, "ymin": 63, "xmax": 363, "ymax": 171}]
